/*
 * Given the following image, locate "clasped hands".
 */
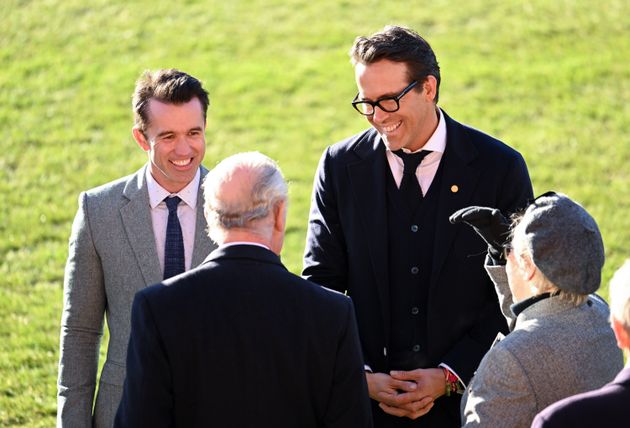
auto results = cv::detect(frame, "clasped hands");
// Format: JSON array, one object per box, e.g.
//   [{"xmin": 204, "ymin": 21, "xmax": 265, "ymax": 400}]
[{"xmin": 366, "ymin": 368, "xmax": 445, "ymax": 420}]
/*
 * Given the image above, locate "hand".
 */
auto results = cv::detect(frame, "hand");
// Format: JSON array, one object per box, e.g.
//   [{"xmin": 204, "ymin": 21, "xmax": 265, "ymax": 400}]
[
  {"xmin": 366, "ymin": 372, "xmax": 417, "ymax": 403},
  {"xmin": 449, "ymin": 206, "xmax": 510, "ymax": 262},
  {"xmin": 366, "ymin": 372, "xmax": 431, "ymax": 419},
  {"xmin": 377, "ymin": 368, "xmax": 444, "ymax": 420}
]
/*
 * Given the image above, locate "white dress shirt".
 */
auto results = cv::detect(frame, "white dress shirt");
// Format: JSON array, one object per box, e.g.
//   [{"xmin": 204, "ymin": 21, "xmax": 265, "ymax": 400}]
[
  {"xmin": 219, "ymin": 242, "xmax": 271, "ymax": 251},
  {"xmin": 146, "ymin": 168, "xmax": 200, "ymax": 273}
]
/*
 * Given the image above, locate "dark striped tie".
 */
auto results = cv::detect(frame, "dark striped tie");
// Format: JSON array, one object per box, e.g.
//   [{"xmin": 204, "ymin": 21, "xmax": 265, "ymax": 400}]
[{"xmin": 163, "ymin": 196, "xmax": 185, "ymax": 279}]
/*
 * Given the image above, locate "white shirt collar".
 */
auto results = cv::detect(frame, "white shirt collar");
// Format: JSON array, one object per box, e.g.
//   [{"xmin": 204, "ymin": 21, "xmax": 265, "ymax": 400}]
[
  {"xmin": 219, "ymin": 242, "xmax": 271, "ymax": 251},
  {"xmin": 146, "ymin": 167, "xmax": 200, "ymax": 209}
]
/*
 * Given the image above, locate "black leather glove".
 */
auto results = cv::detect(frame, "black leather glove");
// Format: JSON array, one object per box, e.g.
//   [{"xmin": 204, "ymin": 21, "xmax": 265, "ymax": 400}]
[{"xmin": 449, "ymin": 206, "xmax": 511, "ymax": 263}]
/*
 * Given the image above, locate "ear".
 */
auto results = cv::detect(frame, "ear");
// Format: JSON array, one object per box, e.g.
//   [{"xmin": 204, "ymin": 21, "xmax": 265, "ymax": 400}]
[
  {"xmin": 422, "ymin": 75, "xmax": 438, "ymax": 103},
  {"xmin": 611, "ymin": 316, "xmax": 630, "ymax": 350},
  {"xmin": 132, "ymin": 127, "xmax": 150, "ymax": 152},
  {"xmin": 273, "ymin": 200, "xmax": 287, "ymax": 234},
  {"xmin": 521, "ymin": 256, "xmax": 537, "ymax": 282}
]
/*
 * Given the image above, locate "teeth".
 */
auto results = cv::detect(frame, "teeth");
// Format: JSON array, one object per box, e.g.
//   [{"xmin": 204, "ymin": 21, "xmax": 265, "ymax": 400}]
[
  {"xmin": 383, "ymin": 121, "xmax": 401, "ymax": 133},
  {"xmin": 172, "ymin": 159, "xmax": 191, "ymax": 166}
]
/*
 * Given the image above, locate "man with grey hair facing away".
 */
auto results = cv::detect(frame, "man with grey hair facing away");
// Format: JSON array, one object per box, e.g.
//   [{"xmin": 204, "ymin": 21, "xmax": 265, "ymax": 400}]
[
  {"xmin": 114, "ymin": 152, "xmax": 372, "ymax": 428},
  {"xmin": 532, "ymin": 259, "xmax": 630, "ymax": 427},
  {"xmin": 450, "ymin": 192, "xmax": 623, "ymax": 428}
]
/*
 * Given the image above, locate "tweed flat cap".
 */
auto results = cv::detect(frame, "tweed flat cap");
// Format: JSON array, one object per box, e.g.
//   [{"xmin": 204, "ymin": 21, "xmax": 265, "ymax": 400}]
[{"xmin": 520, "ymin": 192, "xmax": 604, "ymax": 295}]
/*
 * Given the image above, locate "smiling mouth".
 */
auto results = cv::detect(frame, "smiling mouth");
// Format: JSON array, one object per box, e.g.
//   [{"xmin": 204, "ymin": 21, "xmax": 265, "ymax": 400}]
[
  {"xmin": 382, "ymin": 121, "xmax": 402, "ymax": 134},
  {"xmin": 171, "ymin": 158, "xmax": 192, "ymax": 167}
]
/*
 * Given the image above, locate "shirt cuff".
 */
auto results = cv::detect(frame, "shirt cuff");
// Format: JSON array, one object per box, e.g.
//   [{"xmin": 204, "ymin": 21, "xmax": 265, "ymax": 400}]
[{"xmin": 439, "ymin": 362, "xmax": 466, "ymax": 389}]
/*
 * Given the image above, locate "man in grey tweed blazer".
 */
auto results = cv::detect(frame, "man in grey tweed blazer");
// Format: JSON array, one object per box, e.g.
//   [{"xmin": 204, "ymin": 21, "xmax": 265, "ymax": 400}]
[
  {"xmin": 451, "ymin": 192, "xmax": 623, "ymax": 428},
  {"xmin": 56, "ymin": 69, "xmax": 215, "ymax": 428}
]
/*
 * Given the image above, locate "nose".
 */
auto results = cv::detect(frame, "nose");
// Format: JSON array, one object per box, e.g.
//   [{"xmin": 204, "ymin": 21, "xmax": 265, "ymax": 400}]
[
  {"xmin": 371, "ymin": 105, "xmax": 389, "ymax": 123},
  {"xmin": 173, "ymin": 135, "xmax": 192, "ymax": 155}
]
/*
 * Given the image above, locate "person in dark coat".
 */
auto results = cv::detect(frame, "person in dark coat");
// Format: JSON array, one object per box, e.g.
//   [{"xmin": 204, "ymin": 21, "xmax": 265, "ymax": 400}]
[
  {"xmin": 303, "ymin": 25, "xmax": 533, "ymax": 427},
  {"xmin": 115, "ymin": 152, "xmax": 372, "ymax": 428}
]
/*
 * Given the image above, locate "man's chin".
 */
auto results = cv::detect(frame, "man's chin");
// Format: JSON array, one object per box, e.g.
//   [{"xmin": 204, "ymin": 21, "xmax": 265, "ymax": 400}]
[{"xmin": 381, "ymin": 138, "xmax": 402, "ymax": 152}]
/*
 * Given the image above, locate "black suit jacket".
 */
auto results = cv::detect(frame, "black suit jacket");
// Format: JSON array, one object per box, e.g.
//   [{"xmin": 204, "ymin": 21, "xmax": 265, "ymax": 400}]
[
  {"xmin": 531, "ymin": 367, "xmax": 630, "ymax": 428},
  {"xmin": 303, "ymin": 110, "xmax": 532, "ymax": 387},
  {"xmin": 115, "ymin": 244, "xmax": 372, "ymax": 428}
]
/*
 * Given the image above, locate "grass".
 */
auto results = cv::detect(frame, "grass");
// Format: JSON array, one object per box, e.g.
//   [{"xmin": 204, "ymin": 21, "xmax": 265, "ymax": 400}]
[{"xmin": 2, "ymin": 0, "xmax": 629, "ymax": 425}]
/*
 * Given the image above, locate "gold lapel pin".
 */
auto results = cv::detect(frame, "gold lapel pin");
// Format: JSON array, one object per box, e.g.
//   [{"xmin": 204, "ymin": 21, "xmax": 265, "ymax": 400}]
[{"xmin": 450, "ymin": 185, "xmax": 459, "ymax": 193}]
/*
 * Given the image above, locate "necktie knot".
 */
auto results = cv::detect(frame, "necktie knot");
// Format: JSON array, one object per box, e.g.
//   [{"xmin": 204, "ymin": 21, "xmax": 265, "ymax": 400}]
[
  {"xmin": 165, "ymin": 196, "xmax": 181, "ymax": 213},
  {"xmin": 394, "ymin": 149, "xmax": 431, "ymax": 175},
  {"xmin": 393, "ymin": 149, "xmax": 432, "ymax": 212}
]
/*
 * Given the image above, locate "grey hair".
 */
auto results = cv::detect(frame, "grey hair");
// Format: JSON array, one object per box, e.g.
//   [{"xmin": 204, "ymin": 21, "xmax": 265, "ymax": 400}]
[
  {"xmin": 203, "ymin": 152, "xmax": 287, "ymax": 242},
  {"xmin": 609, "ymin": 260, "xmax": 630, "ymax": 332}
]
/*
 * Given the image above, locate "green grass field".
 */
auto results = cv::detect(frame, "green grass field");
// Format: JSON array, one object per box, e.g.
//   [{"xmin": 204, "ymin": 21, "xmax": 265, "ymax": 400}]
[{"xmin": 2, "ymin": 0, "xmax": 630, "ymax": 425}]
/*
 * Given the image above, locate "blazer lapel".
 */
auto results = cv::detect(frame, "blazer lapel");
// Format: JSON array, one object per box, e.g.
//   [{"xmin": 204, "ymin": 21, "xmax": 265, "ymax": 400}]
[
  {"xmin": 431, "ymin": 111, "xmax": 481, "ymax": 285},
  {"xmin": 348, "ymin": 130, "xmax": 391, "ymax": 340},
  {"xmin": 120, "ymin": 166, "xmax": 163, "ymax": 287},
  {"xmin": 192, "ymin": 166, "xmax": 214, "ymax": 267}
]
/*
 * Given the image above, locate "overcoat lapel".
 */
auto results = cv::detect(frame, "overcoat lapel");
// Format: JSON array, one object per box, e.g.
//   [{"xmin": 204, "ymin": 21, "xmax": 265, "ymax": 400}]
[
  {"xmin": 348, "ymin": 130, "xmax": 391, "ymax": 343},
  {"xmin": 120, "ymin": 167, "xmax": 163, "ymax": 287},
  {"xmin": 430, "ymin": 112, "xmax": 481, "ymax": 286}
]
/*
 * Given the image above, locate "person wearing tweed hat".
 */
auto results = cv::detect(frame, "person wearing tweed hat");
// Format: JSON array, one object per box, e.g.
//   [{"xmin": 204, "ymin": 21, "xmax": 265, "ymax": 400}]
[{"xmin": 450, "ymin": 191, "xmax": 623, "ymax": 428}]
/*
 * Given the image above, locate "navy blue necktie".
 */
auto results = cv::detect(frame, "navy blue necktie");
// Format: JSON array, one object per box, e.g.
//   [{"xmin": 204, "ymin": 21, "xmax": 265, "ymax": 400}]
[
  {"xmin": 394, "ymin": 149, "xmax": 431, "ymax": 212},
  {"xmin": 163, "ymin": 196, "xmax": 185, "ymax": 279}
]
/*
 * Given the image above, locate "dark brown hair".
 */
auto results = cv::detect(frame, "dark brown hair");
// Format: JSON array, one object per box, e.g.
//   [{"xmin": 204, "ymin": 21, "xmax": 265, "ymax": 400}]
[
  {"xmin": 132, "ymin": 69, "xmax": 209, "ymax": 132},
  {"xmin": 350, "ymin": 25, "xmax": 441, "ymax": 102}
]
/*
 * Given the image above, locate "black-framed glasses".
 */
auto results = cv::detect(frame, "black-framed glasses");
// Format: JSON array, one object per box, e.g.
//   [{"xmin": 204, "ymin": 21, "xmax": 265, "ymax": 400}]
[{"xmin": 352, "ymin": 80, "xmax": 419, "ymax": 116}]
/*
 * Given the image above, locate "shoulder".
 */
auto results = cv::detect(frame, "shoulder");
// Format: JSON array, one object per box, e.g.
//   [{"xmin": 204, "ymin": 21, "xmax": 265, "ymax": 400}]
[
  {"xmin": 83, "ymin": 169, "xmax": 141, "ymax": 202},
  {"xmin": 585, "ymin": 294, "xmax": 612, "ymax": 317},
  {"xmin": 444, "ymin": 111, "xmax": 525, "ymax": 161},
  {"xmin": 268, "ymin": 269, "xmax": 355, "ymax": 319},
  {"xmin": 479, "ymin": 338, "xmax": 525, "ymax": 375},
  {"xmin": 323, "ymin": 128, "xmax": 380, "ymax": 161},
  {"xmin": 532, "ymin": 384, "xmax": 619, "ymax": 427},
  {"xmin": 284, "ymin": 271, "xmax": 353, "ymax": 308}
]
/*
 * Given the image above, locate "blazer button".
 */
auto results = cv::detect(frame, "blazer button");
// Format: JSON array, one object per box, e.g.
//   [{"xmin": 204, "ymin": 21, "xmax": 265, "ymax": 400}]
[
  {"xmin": 411, "ymin": 306, "xmax": 419, "ymax": 315},
  {"xmin": 411, "ymin": 266, "xmax": 419, "ymax": 274},
  {"xmin": 412, "ymin": 344, "xmax": 421, "ymax": 352},
  {"xmin": 411, "ymin": 224, "xmax": 419, "ymax": 232}
]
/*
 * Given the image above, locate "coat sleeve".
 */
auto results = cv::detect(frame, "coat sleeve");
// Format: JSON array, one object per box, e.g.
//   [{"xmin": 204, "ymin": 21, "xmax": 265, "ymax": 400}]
[
  {"xmin": 57, "ymin": 192, "xmax": 105, "ymax": 428},
  {"xmin": 302, "ymin": 147, "xmax": 349, "ymax": 293},
  {"xmin": 114, "ymin": 290, "xmax": 174, "ymax": 428},
  {"xmin": 324, "ymin": 299, "xmax": 373, "ymax": 428},
  {"xmin": 496, "ymin": 151, "xmax": 533, "ymax": 215},
  {"xmin": 461, "ymin": 345, "xmax": 536, "ymax": 427},
  {"xmin": 484, "ymin": 260, "xmax": 517, "ymax": 328}
]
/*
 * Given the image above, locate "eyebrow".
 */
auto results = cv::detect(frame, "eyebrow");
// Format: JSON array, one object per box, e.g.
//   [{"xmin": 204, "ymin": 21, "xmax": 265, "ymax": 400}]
[
  {"xmin": 357, "ymin": 90, "xmax": 401, "ymax": 102},
  {"xmin": 155, "ymin": 126, "xmax": 204, "ymax": 138}
]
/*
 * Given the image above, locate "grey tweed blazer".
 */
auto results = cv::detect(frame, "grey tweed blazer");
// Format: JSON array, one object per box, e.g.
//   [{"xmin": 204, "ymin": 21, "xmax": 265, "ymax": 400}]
[
  {"xmin": 461, "ymin": 263, "xmax": 623, "ymax": 428},
  {"xmin": 57, "ymin": 165, "xmax": 214, "ymax": 428}
]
